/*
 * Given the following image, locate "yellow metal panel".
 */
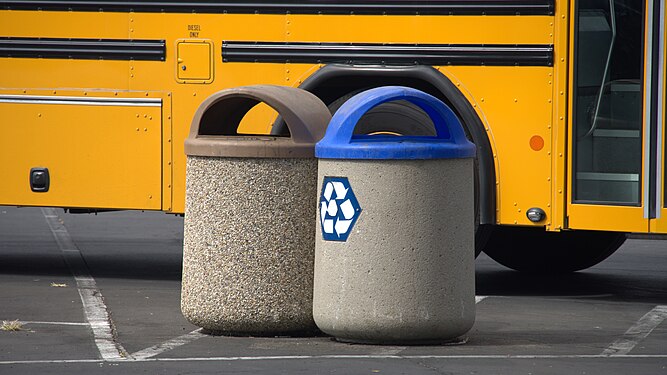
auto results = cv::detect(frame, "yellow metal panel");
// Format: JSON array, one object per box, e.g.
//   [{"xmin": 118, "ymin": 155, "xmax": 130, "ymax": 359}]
[
  {"xmin": 128, "ymin": 13, "xmax": 288, "ymax": 41},
  {"xmin": 0, "ymin": 91, "xmax": 162, "ymax": 210},
  {"xmin": 550, "ymin": 0, "xmax": 570, "ymax": 231},
  {"xmin": 568, "ymin": 204, "xmax": 648, "ymax": 233},
  {"xmin": 0, "ymin": 60, "xmax": 130, "ymax": 91},
  {"xmin": 654, "ymin": 216, "xmax": 667, "ymax": 233},
  {"xmin": 176, "ymin": 40, "xmax": 214, "ymax": 83},
  {"xmin": 286, "ymin": 15, "xmax": 553, "ymax": 44},
  {"xmin": 161, "ymin": 93, "xmax": 174, "ymax": 213},
  {"xmin": 0, "ymin": 11, "xmax": 129, "ymax": 38},
  {"xmin": 651, "ymin": 20, "xmax": 667, "ymax": 234},
  {"xmin": 442, "ymin": 66, "xmax": 554, "ymax": 227}
]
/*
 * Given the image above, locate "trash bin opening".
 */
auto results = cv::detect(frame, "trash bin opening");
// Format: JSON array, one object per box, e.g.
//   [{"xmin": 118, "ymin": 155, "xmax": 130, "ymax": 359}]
[
  {"xmin": 186, "ymin": 85, "xmax": 331, "ymax": 159},
  {"xmin": 350, "ymin": 99, "xmax": 438, "ymax": 137},
  {"xmin": 316, "ymin": 86, "xmax": 475, "ymax": 160},
  {"xmin": 351, "ymin": 134, "xmax": 445, "ymax": 142},
  {"xmin": 198, "ymin": 98, "xmax": 285, "ymax": 137}
]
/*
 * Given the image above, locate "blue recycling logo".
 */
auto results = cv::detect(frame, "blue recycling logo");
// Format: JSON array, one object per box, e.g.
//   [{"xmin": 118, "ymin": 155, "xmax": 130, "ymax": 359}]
[{"xmin": 319, "ymin": 177, "xmax": 362, "ymax": 242}]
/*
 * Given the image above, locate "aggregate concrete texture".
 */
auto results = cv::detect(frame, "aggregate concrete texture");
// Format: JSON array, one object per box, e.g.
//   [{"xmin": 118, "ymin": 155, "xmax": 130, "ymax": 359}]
[
  {"xmin": 182, "ymin": 156, "xmax": 318, "ymax": 334},
  {"xmin": 314, "ymin": 158, "xmax": 475, "ymax": 344}
]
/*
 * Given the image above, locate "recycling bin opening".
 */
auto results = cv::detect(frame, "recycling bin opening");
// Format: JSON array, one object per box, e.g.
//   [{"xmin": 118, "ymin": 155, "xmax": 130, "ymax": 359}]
[{"xmin": 313, "ymin": 86, "xmax": 477, "ymax": 345}]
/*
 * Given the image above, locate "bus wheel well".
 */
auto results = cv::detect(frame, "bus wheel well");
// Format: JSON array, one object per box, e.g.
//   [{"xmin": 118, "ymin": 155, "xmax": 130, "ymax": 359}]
[{"xmin": 291, "ymin": 64, "xmax": 496, "ymax": 226}]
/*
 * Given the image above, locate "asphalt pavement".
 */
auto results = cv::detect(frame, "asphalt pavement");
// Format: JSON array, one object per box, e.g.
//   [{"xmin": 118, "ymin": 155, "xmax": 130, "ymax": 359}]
[{"xmin": 0, "ymin": 206, "xmax": 666, "ymax": 374}]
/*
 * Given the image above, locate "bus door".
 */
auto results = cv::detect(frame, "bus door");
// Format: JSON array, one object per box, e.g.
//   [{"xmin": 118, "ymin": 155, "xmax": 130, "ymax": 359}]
[
  {"xmin": 654, "ymin": 0, "xmax": 667, "ymax": 233},
  {"xmin": 568, "ymin": 0, "xmax": 666, "ymax": 233}
]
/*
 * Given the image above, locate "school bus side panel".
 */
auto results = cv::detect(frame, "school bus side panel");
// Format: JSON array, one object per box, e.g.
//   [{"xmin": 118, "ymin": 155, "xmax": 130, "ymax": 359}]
[
  {"xmin": 1, "ymin": 9, "xmax": 556, "ymax": 224},
  {"xmin": 0, "ymin": 90, "xmax": 163, "ymax": 210}
]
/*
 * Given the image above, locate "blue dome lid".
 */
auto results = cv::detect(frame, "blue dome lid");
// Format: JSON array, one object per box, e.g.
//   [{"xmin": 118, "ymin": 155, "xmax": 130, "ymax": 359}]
[{"xmin": 315, "ymin": 86, "xmax": 476, "ymax": 160}]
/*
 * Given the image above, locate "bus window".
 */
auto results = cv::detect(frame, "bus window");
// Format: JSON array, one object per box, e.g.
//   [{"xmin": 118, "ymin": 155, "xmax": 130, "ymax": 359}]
[{"xmin": 573, "ymin": 0, "xmax": 645, "ymax": 205}]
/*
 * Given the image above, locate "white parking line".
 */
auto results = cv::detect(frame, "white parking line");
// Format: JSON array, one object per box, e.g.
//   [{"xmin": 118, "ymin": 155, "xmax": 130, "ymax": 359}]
[
  {"xmin": 602, "ymin": 305, "xmax": 667, "ymax": 356},
  {"xmin": 20, "ymin": 321, "xmax": 89, "ymax": 326},
  {"xmin": 131, "ymin": 329, "xmax": 206, "ymax": 360},
  {"xmin": 42, "ymin": 208, "xmax": 129, "ymax": 361},
  {"xmin": 2, "ymin": 353, "xmax": 667, "ymax": 365}
]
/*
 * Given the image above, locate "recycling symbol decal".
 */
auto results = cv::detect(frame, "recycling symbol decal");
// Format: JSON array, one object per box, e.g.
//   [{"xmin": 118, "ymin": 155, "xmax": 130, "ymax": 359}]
[{"xmin": 319, "ymin": 176, "xmax": 362, "ymax": 242}]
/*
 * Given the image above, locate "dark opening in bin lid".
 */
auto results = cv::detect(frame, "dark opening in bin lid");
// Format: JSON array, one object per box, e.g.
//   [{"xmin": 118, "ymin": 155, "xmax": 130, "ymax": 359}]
[
  {"xmin": 185, "ymin": 85, "xmax": 331, "ymax": 158},
  {"xmin": 315, "ymin": 86, "xmax": 476, "ymax": 160}
]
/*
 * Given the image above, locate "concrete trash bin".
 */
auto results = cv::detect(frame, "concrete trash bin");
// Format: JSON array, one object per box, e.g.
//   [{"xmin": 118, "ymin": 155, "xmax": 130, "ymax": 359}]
[
  {"xmin": 182, "ymin": 85, "xmax": 331, "ymax": 335},
  {"xmin": 313, "ymin": 86, "xmax": 477, "ymax": 344}
]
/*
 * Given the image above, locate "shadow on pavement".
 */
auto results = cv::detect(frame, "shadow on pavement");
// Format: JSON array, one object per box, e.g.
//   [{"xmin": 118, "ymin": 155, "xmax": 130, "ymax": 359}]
[
  {"xmin": 476, "ymin": 267, "xmax": 667, "ymax": 304},
  {"xmin": 0, "ymin": 249, "xmax": 183, "ymax": 281}
]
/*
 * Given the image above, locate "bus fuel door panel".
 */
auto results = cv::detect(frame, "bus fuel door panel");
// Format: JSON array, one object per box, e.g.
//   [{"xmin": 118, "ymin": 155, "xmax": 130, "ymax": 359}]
[{"xmin": 175, "ymin": 39, "xmax": 214, "ymax": 84}]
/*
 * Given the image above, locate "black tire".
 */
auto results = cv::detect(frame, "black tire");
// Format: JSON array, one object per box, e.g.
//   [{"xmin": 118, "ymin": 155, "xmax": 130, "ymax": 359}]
[
  {"xmin": 329, "ymin": 92, "xmax": 489, "ymax": 256},
  {"xmin": 482, "ymin": 226, "xmax": 627, "ymax": 273},
  {"xmin": 328, "ymin": 95, "xmax": 437, "ymax": 136}
]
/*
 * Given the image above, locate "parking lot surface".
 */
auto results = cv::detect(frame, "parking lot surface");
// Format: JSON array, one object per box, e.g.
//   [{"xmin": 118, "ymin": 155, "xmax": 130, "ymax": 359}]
[{"xmin": 0, "ymin": 207, "xmax": 666, "ymax": 374}]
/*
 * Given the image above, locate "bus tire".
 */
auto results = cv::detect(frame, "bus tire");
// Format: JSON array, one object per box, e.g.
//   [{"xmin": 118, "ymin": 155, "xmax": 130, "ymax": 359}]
[
  {"xmin": 482, "ymin": 226, "xmax": 627, "ymax": 273},
  {"xmin": 328, "ymin": 92, "xmax": 491, "ymax": 256}
]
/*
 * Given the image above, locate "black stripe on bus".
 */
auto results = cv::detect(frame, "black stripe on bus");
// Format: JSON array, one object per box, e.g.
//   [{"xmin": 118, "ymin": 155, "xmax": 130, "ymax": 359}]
[
  {"xmin": 0, "ymin": 37, "xmax": 166, "ymax": 61},
  {"xmin": 222, "ymin": 42, "xmax": 554, "ymax": 67},
  {"xmin": 0, "ymin": 1, "xmax": 554, "ymax": 16}
]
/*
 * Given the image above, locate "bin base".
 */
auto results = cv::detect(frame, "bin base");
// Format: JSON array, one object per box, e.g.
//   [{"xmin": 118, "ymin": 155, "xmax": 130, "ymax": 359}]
[
  {"xmin": 201, "ymin": 328, "xmax": 323, "ymax": 338},
  {"xmin": 332, "ymin": 335, "xmax": 469, "ymax": 346}
]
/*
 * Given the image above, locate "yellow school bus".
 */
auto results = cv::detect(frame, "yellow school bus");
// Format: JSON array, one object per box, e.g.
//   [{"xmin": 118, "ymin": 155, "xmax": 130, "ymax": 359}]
[{"xmin": 0, "ymin": 0, "xmax": 665, "ymax": 272}]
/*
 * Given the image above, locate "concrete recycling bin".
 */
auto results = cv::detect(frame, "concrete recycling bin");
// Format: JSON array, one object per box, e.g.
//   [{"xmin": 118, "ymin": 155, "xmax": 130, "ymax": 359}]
[
  {"xmin": 313, "ymin": 86, "xmax": 477, "ymax": 344},
  {"xmin": 182, "ymin": 85, "xmax": 331, "ymax": 335}
]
